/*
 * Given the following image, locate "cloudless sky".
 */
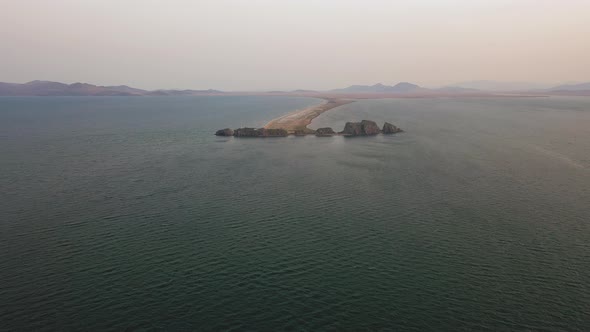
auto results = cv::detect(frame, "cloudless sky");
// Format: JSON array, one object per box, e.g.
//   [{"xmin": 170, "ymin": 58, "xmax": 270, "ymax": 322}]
[{"xmin": 1, "ymin": 0, "xmax": 589, "ymax": 90}]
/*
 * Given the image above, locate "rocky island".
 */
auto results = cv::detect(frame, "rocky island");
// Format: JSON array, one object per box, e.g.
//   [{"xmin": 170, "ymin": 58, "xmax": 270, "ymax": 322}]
[
  {"xmin": 215, "ymin": 120, "xmax": 402, "ymax": 137},
  {"xmin": 215, "ymin": 97, "xmax": 403, "ymax": 138}
]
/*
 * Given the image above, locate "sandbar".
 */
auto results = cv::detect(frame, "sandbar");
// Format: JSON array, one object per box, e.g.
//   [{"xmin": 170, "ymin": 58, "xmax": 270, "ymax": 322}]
[{"xmin": 264, "ymin": 98, "xmax": 354, "ymax": 134}]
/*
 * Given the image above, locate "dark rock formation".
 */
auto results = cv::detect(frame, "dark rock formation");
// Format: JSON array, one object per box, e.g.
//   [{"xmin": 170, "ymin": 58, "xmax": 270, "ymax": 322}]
[
  {"xmin": 215, "ymin": 128, "xmax": 234, "ymax": 136},
  {"xmin": 231, "ymin": 128, "xmax": 288, "ymax": 137},
  {"xmin": 257, "ymin": 128, "xmax": 289, "ymax": 137},
  {"xmin": 315, "ymin": 127, "xmax": 336, "ymax": 137},
  {"xmin": 293, "ymin": 129, "xmax": 308, "ymax": 136},
  {"xmin": 382, "ymin": 122, "xmax": 403, "ymax": 134},
  {"xmin": 341, "ymin": 120, "xmax": 381, "ymax": 136},
  {"xmin": 341, "ymin": 122, "xmax": 363, "ymax": 136},
  {"xmin": 217, "ymin": 121, "xmax": 401, "ymax": 138},
  {"xmin": 233, "ymin": 128, "xmax": 261, "ymax": 137},
  {"xmin": 361, "ymin": 120, "xmax": 381, "ymax": 135}
]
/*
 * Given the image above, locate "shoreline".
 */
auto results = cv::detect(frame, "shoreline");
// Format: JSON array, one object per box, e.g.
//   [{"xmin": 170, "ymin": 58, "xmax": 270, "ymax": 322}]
[{"xmin": 263, "ymin": 98, "xmax": 355, "ymax": 134}]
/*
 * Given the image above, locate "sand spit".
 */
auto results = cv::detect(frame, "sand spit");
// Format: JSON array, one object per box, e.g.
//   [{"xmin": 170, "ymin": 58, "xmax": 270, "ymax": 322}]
[{"xmin": 264, "ymin": 98, "xmax": 354, "ymax": 134}]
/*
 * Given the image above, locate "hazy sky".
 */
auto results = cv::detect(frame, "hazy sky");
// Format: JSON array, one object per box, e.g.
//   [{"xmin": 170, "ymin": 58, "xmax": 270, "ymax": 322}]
[{"xmin": 1, "ymin": 0, "xmax": 589, "ymax": 90}]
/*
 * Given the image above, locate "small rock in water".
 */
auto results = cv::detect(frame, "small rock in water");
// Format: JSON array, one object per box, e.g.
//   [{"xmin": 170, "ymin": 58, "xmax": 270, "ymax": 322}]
[
  {"xmin": 315, "ymin": 127, "xmax": 336, "ymax": 136},
  {"xmin": 382, "ymin": 122, "xmax": 403, "ymax": 134},
  {"xmin": 215, "ymin": 128, "xmax": 234, "ymax": 136}
]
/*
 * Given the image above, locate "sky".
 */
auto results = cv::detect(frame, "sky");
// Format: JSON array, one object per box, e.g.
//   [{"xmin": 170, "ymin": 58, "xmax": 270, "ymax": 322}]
[{"xmin": 1, "ymin": 0, "xmax": 589, "ymax": 90}]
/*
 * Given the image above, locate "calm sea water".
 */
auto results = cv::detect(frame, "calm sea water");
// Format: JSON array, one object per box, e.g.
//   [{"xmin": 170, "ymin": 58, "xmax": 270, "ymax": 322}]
[{"xmin": 1, "ymin": 96, "xmax": 590, "ymax": 330}]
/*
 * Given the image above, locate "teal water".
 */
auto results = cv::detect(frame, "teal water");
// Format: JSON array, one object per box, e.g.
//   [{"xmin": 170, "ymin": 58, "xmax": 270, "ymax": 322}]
[{"xmin": 1, "ymin": 96, "xmax": 590, "ymax": 330}]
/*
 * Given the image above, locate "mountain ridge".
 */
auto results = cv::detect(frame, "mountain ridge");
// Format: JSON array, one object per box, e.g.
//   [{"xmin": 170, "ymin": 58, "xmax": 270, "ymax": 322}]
[
  {"xmin": 332, "ymin": 82, "xmax": 425, "ymax": 93},
  {"xmin": 548, "ymin": 82, "xmax": 590, "ymax": 91},
  {"xmin": 1, "ymin": 80, "xmax": 589, "ymax": 96},
  {"xmin": 0, "ymin": 81, "xmax": 223, "ymax": 96}
]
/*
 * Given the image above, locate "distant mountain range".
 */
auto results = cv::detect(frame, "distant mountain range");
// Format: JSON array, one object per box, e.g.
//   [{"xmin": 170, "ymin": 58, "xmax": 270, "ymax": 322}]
[
  {"xmin": 331, "ymin": 82, "xmax": 487, "ymax": 95},
  {"xmin": 330, "ymin": 81, "xmax": 590, "ymax": 96},
  {"xmin": 449, "ymin": 80, "xmax": 554, "ymax": 91},
  {"xmin": 332, "ymin": 82, "xmax": 426, "ymax": 94},
  {"xmin": 0, "ymin": 80, "xmax": 223, "ymax": 96},
  {"xmin": 449, "ymin": 80, "xmax": 590, "ymax": 93},
  {"xmin": 548, "ymin": 82, "xmax": 590, "ymax": 91},
  {"xmin": 1, "ymin": 80, "xmax": 589, "ymax": 96}
]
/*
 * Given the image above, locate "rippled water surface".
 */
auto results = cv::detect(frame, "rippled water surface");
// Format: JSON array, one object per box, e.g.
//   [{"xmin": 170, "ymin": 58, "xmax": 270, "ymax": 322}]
[{"xmin": 1, "ymin": 96, "xmax": 590, "ymax": 330}]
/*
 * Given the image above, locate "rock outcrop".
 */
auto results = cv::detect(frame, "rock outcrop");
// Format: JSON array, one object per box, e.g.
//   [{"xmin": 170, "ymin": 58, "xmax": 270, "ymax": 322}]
[
  {"xmin": 293, "ymin": 129, "xmax": 309, "ymax": 136},
  {"xmin": 341, "ymin": 120, "xmax": 381, "ymax": 136},
  {"xmin": 341, "ymin": 122, "xmax": 363, "ymax": 136},
  {"xmin": 229, "ymin": 128, "xmax": 288, "ymax": 137},
  {"xmin": 315, "ymin": 127, "xmax": 336, "ymax": 137},
  {"xmin": 215, "ymin": 128, "xmax": 234, "ymax": 136},
  {"xmin": 361, "ymin": 120, "xmax": 381, "ymax": 135},
  {"xmin": 382, "ymin": 122, "xmax": 403, "ymax": 134},
  {"xmin": 257, "ymin": 128, "xmax": 289, "ymax": 137},
  {"xmin": 233, "ymin": 128, "xmax": 261, "ymax": 137}
]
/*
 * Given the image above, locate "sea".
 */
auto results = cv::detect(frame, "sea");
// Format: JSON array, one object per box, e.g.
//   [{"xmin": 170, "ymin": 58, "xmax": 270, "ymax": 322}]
[{"xmin": 1, "ymin": 95, "xmax": 589, "ymax": 330}]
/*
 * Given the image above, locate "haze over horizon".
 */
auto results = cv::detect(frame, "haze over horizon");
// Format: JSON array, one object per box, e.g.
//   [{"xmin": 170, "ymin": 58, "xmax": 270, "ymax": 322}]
[{"xmin": 1, "ymin": 0, "xmax": 589, "ymax": 91}]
